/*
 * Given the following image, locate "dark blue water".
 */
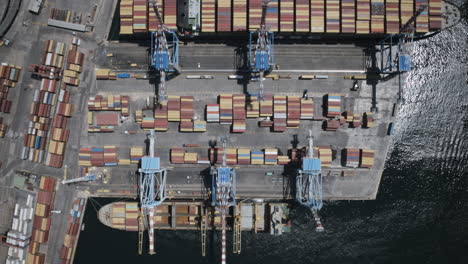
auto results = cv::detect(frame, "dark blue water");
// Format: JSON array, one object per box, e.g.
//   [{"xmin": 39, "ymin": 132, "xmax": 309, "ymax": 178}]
[{"xmin": 75, "ymin": 2, "xmax": 468, "ymax": 263}]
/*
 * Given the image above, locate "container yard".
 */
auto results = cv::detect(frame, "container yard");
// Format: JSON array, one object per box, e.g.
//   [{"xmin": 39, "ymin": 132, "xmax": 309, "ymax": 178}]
[{"xmin": 0, "ymin": 0, "xmax": 459, "ymax": 264}]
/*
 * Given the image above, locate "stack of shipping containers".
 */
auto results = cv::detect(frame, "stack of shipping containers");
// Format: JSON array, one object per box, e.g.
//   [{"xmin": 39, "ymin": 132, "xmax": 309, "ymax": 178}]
[
  {"xmin": 201, "ymin": 0, "xmax": 216, "ymax": 32},
  {"xmin": 326, "ymin": 94, "xmax": 341, "ymax": 118},
  {"xmin": 249, "ymin": 0, "xmax": 262, "ymax": 31},
  {"xmin": 280, "ymin": 0, "xmax": 294, "ymax": 32},
  {"xmin": 295, "ymin": 0, "xmax": 310, "ymax": 32},
  {"xmin": 251, "ymin": 151, "xmax": 264, "ymax": 164},
  {"xmin": 119, "ymin": 0, "xmax": 443, "ymax": 35},
  {"xmin": 318, "ymin": 146, "xmax": 332, "ymax": 167},
  {"xmin": 370, "ymin": 0, "xmax": 385, "ymax": 33},
  {"xmin": 142, "ymin": 117, "xmax": 155, "ymax": 129},
  {"xmin": 0, "ymin": 63, "xmax": 22, "ymax": 114},
  {"xmin": 385, "ymin": 0, "xmax": 400, "ymax": 34},
  {"xmin": 237, "ymin": 149, "xmax": 251, "ymax": 164},
  {"xmin": 171, "ymin": 148, "xmax": 185, "ymax": 163},
  {"xmin": 133, "ymin": 0, "xmax": 148, "ymax": 33},
  {"xmin": 246, "ymin": 95, "xmax": 260, "ymax": 118},
  {"xmin": 59, "ymin": 198, "xmax": 85, "ymax": 263},
  {"xmin": 260, "ymin": 93, "xmax": 273, "ymax": 117},
  {"xmin": 164, "ymin": 0, "xmax": 178, "ymax": 30},
  {"xmin": 206, "ymin": 104, "xmax": 220, "ymax": 122},
  {"xmin": 0, "ymin": 118, "xmax": 7, "ymax": 137},
  {"xmin": 168, "ymin": 95, "xmax": 181, "ymax": 122},
  {"xmin": 193, "ymin": 121, "xmax": 207, "ymax": 132},
  {"xmin": 28, "ymin": 177, "xmax": 56, "ymax": 264},
  {"xmin": 180, "ymin": 96, "xmax": 194, "ymax": 120},
  {"xmin": 429, "ymin": 0, "xmax": 441, "ymax": 30},
  {"xmin": 219, "ymin": 94, "xmax": 233, "ymax": 124},
  {"xmin": 310, "ymin": 0, "xmax": 325, "ymax": 33},
  {"xmin": 120, "ymin": 0, "xmax": 133, "ymax": 34},
  {"xmin": 415, "ymin": 0, "xmax": 429, "ymax": 32},
  {"xmin": 273, "ymin": 95, "xmax": 287, "ymax": 132},
  {"xmin": 264, "ymin": 148, "xmax": 278, "ymax": 165},
  {"xmin": 124, "ymin": 203, "xmax": 139, "ymax": 231},
  {"xmin": 232, "ymin": 94, "xmax": 246, "ymax": 133},
  {"xmin": 130, "ymin": 146, "xmax": 144, "ymax": 164},
  {"xmin": 400, "ymin": 0, "xmax": 414, "ymax": 26},
  {"xmin": 233, "ymin": 0, "xmax": 247, "ymax": 31},
  {"xmin": 180, "ymin": 119, "xmax": 194, "ymax": 132},
  {"xmin": 154, "ymin": 101, "xmax": 168, "ymax": 131},
  {"xmin": 226, "ymin": 148, "xmax": 238, "ymax": 164},
  {"xmin": 356, "ymin": 0, "xmax": 370, "ymax": 33},
  {"xmin": 184, "ymin": 152, "xmax": 198, "ymax": 163},
  {"xmin": 210, "ymin": 147, "xmax": 224, "ymax": 164},
  {"xmin": 341, "ymin": 0, "xmax": 356, "ymax": 33},
  {"xmin": 360, "ymin": 149, "xmax": 375, "ymax": 168},
  {"xmin": 300, "ymin": 98, "xmax": 314, "ymax": 119},
  {"xmin": 218, "ymin": 0, "xmax": 232, "ymax": 31},
  {"xmin": 265, "ymin": 0, "xmax": 279, "ymax": 31},
  {"xmin": 286, "ymin": 96, "xmax": 300, "ymax": 127},
  {"xmin": 326, "ymin": 0, "xmax": 340, "ymax": 33},
  {"xmin": 345, "ymin": 148, "xmax": 360, "ymax": 167}
]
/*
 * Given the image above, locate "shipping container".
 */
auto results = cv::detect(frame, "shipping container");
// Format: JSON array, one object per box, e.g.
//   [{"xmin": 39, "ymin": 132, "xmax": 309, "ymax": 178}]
[
  {"xmin": 201, "ymin": 0, "xmax": 216, "ymax": 32},
  {"xmin": 280, "ymin": 0, "xmax": 294, "ymax": 32}
]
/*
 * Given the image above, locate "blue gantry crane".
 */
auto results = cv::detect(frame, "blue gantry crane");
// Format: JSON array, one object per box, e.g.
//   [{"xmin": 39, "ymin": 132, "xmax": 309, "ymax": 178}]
[
  {"xmin": 248, "ymin": 1, "xmax": 274, "ymax": 100},
  {"xmin": 211, "ymin": 137, "xmax": 236, "ymax": 264},
  {"xmin": 138, "ymin": 130, "xmax": 167, "ymax": 255},
  {"xmin": 150, "ymin": 0, "xmax": 179, "ymax": 102},
  {"xmin": 378, "ymin": 3, "xmax": 428, "ymax": 102},
  {"xmin": 296, "ymin": 130, "xmax": 324, "ymax": 232},
  {"xmin": 379, "ymin": 4, "xmax": 428, "ymax": 74}
]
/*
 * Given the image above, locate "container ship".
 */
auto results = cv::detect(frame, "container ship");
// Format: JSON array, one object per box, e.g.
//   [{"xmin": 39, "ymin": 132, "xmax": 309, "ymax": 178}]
[
  {"xmin": 98, "ymin": 201, "xmax": 291, "ymax": 234},
  {"xmin": 117, "ymin": 0, "xmax": 448, "ymax": 36}
]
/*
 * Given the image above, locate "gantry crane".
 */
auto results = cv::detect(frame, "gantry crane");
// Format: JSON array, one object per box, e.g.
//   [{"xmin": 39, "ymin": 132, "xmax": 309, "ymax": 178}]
[
  {"xmin": 210, "ymin": 136, "xmax": 236, "ymax": 264},
  {"xmin": 296, "ymin": 130, "xmax": 324, "ymax": 232},
  {"xmin": 150, "ymin": 0, "xmax": 179, "ymax": 102},
  {"xmin": 248, "ymin": 0, "xmax": 274, "ymax": 101},
  {"xmin": 138, "ymin": 130, "xmax": 167, "ymax": 254},
  {"xmin": 378, "ymin": 4, "xmax": 428, "ymax": 100}
]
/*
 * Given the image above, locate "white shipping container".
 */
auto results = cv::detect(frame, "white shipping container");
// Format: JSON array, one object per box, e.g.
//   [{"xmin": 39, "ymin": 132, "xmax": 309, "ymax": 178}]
[
  {"xmin": 274, "ymin": 113, "xmax": 287, "ymax": 118},
  {"xmin": 18, "ymin": 240, "xmax": 26, "ymax": 248},
  {"xmin": 27, "ymin": 195, "xmax": 33, "ymax": 207},
  {"xmin": 12, "ymin": 218, "xmax": 19, "ymax": 230},
  {"xmin": 28, "ymin": 208, "xmax": 34, "ymax": 220},
  {"xmin": 21, "ymin": 147, "xmax": 29, "ymax": 160},
  {"xmin": 59, "ymin": 89, "xmax": 65, "ymax": 102},
  {"xmin": 19, "ymin": 208, "xmax": 24, "ymax": 221},
  {"xmin": 8, "ymin": 246, "xmax": 14, "ymax": 256},
  {"xmin": 14, "ymin": 203, "xmax": 20, "ymax": 216},
  {"xmin": 33, "ymin": 90, "xmax": 40, "ymax": 102},
  {"xmin": 42, "ymin": 91, "xmax": 49, "ymax": 104},
  {"xmin": 18, "ymin": 220, "xmax": 23, "ymax": 233},
  {"xmin": 38, "ymin": 150, "xmax": 44, "ymax": 163},
  {"xmin": 28, "ymin": 149, "xmax": 34, "ymax": 161},
  {"xmin": 17, "ymin": 248, "xmax": 25, "ymax": 260},
  {"xmin": 21, "ymin": 222, "xmax": 29, "ymax": 235},
  {"xmin": 45, "ymin": 53, "xmax": 53, "ymax": 66},
  {"xmin": 228, "ymin": 75, "xmax": 244, "ymax": 80}
]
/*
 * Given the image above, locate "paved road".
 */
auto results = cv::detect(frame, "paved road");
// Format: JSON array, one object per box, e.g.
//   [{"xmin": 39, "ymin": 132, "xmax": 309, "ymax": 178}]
[{"xmin": 99, "ymin": 43, "xmax": 367, "ymax": 72}]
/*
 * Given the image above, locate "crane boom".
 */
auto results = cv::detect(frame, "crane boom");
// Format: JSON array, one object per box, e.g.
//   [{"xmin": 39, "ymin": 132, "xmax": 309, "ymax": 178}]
[
  {"xmin": 249, "ymin": 1, "xmax": 274, "ymax": 101},
  {"xmin": 62, "ymin": 175, "xmax": 97, "ymax": 184},
  {"xmin": 139, "ymin": 130, "xmax": 168, "ymax": 254},
  {"xmin": 211, "ymin": 136, "xmax": 236, "ymax": 264},
  {"xmin": 296, "ymin": 130, "xmax": 324, "ymax": 231}
]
